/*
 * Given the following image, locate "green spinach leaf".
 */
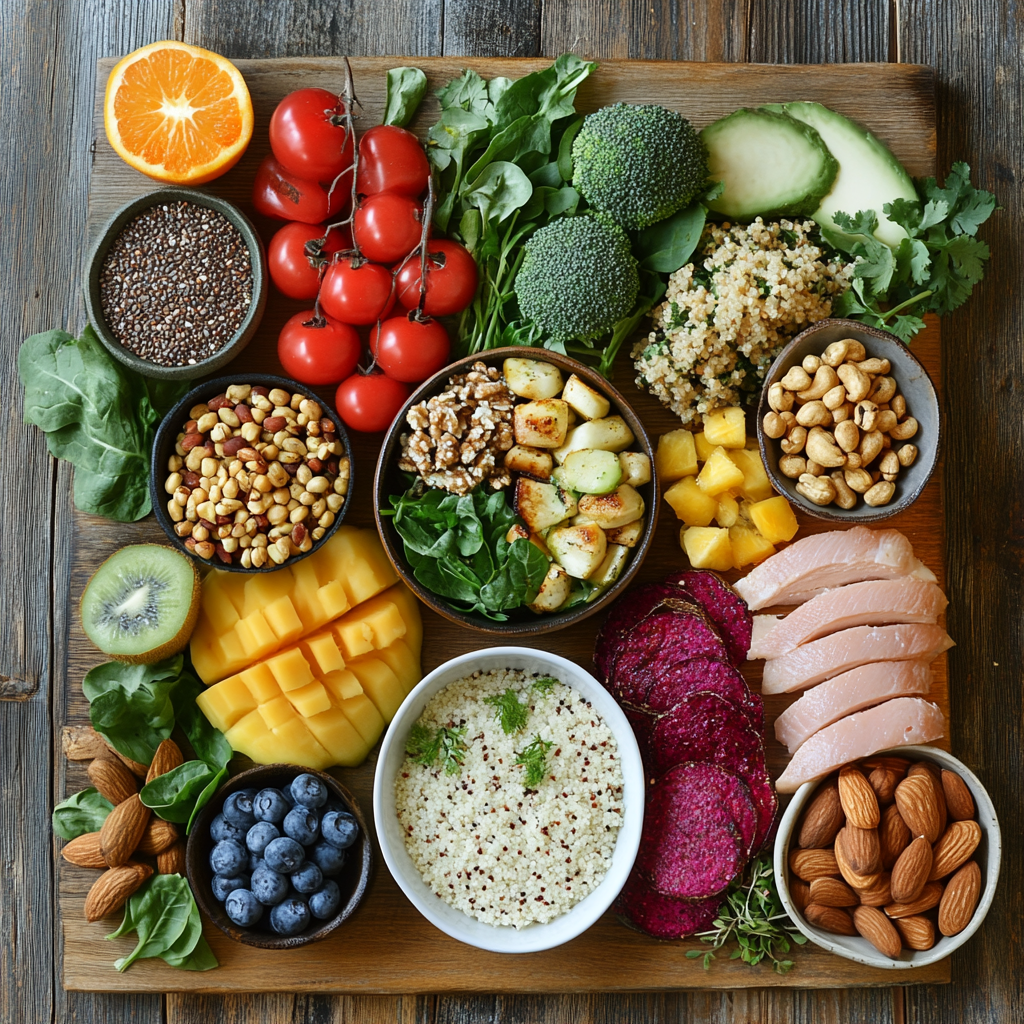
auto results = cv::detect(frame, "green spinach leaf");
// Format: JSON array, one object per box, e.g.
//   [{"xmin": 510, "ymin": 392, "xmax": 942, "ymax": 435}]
[
  {"xmin": 113, "ymin": 875, "xmax": 194, "ymax": 972},
  {"xmin": 172, "ymin": 674, "xmax": 233, "ymax": 771},
  {"xmin": 634, "ymin": 202, "xmax": 709, "ymax": 273},
  {"xmin": 52, "ymin": 788, "xmax": 114, "ymax": 840},
  {"xmin": 140, "ymin": 760, "xmax": 217, "ymax": 824},
  {"xmin": 186, "ymin": 766, "xmax": 229, "ymax": 835},
  {"xmin": 163, "ymin": 935, "xmax": 218, "ymax": 971},
  {"xmin": 383, "ymin": 66, "xmax": 428, "ymax": 127}
]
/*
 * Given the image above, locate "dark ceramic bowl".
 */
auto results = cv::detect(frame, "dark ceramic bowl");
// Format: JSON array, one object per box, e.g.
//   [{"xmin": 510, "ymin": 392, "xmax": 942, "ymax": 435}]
[
  {"xmin": 151, "ymin": 373, "xmax": 352, "ymax": 572},
  {"xmin": 186, "ymin": 764, "xmax": 372, "ymax": 950},
  {"xmin": 373, "ymin": 347, "xmax": 659, "ymax": 636},
  {"xmin": 84, "ymin": 187, "xmax": 268, "ymax": 380},
  {"xmin": 756, "ymin": 320, "xmax": 940, "ymax": 523}
]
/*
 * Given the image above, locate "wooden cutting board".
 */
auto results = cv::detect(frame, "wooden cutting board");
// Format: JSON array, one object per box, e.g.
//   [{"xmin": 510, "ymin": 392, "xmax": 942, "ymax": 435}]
[{"xmin": 62, "ymin": 56, "xmax": 947, "ymax": 992}]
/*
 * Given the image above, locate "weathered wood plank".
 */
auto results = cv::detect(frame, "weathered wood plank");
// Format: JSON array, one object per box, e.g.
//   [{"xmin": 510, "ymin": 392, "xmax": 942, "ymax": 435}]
[
  {"xmin": 747, "ymin": 0, "xmax": 891, "ymax": 63},
  {"xmin": 444, "ymin": 0, "xmax": 540, "ymax": 57}
]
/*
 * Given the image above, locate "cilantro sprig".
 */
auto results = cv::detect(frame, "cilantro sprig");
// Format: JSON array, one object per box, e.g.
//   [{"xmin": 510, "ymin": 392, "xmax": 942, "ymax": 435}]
[
  {"xmin": 514, "ymin": 735, "xmax": 554, "ymax": 790},
  {"xmin": 405, "ymin": 722, "xmax": 467, "ymax": 775},
  {"xmin": 827, "ymin": 162, "xmax": 997, "ymax": 341},
  {"xmin": 483, "ymin": 688, "xmax": 530, "ymax": 735}
]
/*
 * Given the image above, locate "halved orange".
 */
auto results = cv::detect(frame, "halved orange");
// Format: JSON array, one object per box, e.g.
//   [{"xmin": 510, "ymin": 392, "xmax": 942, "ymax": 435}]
[{"xmin": 104, "ymin": 40, "xmax": 253, "ymax": 185}]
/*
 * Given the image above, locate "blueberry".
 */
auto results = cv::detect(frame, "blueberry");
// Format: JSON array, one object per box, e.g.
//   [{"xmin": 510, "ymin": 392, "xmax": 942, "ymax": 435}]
[
  {"xmin": 321, "ymin": 809, "xmax": 360, "ymax": 849},
  {"xmin": 210, "ymin": 813, "xmax": 246, "ymax": 844},
  {"xmin": 290, "ymin": 860, "xmax": 323, "ymax": 894},
  {"xmin": 308, "ymin": 880, "xmax": 342, "ymax": 919},
  {"xmin": 248, "ymin": 852, "xmax": 263, "ymax": 873},
  {"xmin": 270, "ymin": 897, "xmax": 311, "ymax": 936},
  {"xmin": 283, "ymin": 806, "xmax": 320, "ymax": 846},
  {"xmin": 210, "ymin": 839, "xmax": 248, "ymax": 876},
  {"xmin": 264, "ymin": 836, "xmax": 305, "ymax": 874},
  {"xmin": 222, "ymin": 791, "xmax": 257, "ymax": 829},
  {"xmin": 224, "ymin": 887, "xmax": 263, "ymax": 927},
  {"xmin": 307, "ymin": 839, "xmax": 347, "ymax": 877},
  {"xmin": 250, "ymin": 864, "xmax": 290, "ymax": 906},
  {"xmin": 211, "ymin": 873, "xmax": 250, "ymax": 902},
  {"xmin": 290, "ymin": 773, "xmax": 328, "ymax": 809},
  {"xmin": 246, "ymin": 820, "xmax": 280, "ymax": 855},
  {"xmin": 252, "ymin": 787, "xmax": 290, "ymax": 824}
]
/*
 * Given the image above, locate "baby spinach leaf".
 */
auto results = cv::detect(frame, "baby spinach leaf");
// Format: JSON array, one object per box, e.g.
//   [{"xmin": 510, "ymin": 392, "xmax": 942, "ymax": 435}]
[
  {"xmin": 52, "ymin": 788, "xmax": 114, "ymax": 840},
  {"xmin": 157, "ymin": 890, "xmax": 203, "ymax": 963},
  {"xmin": 140, "ymin": 760, "xmax": 216, "ymax": 823},
  {"xmin": 383, "ymin": 66, "xmax": 428, "ymax": 127},
  {"xmin": 113, "ymin": 875, "xmax": 193, "ymax": 972},
  {"xmin": 163, "ymin": 934, "xmax": 218, "ymax": 971},
  {"xmin": 186, "ymin": 766, "xmax": 229, "ymax": 835},
  {"xmin": 635, "ymin": 202, "xmax": 709, "ymax": 273}
]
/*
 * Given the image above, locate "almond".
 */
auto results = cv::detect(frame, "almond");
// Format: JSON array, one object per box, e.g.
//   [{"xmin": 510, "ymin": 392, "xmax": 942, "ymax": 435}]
[
  {"xmin": 879, "ymin": 802, "xmax": 912, "ymax": 870},
  {"xmin": 836, "ymin": 824, "xmax": 881, "ymax": 876},
  {"xmin": 929, "ymin": 819, "xmax": 982, "ymax": 881},
  {"xmin": 99, "ymin": 793, "xmax": 150, "ymax": 867},
  {"xmin": 61, "ymin": 724, "xmax": 109, "ymax": 761},
  {"xmin": 790, "ymin": 878, "xmax": 812, "ymax": 913},
  {"xmin": 797, "ymin": 781, "xmax": 845, "ymax": 848},
  {"xmin": 895, "ymin": 914, "xmax": 936, "ymax": 951},
  {"xmin": 853, "ymin": 905, "xmax": 902, "ymax": 958},
  {"xmin": 861, "ymin": 755, "xmax": 910, "ymax": 776},
  {"xmin": 146, "ymin": 738, "xmax": 184, "ymax": 784},
  {"xmin": 890, "ymin": 835, "xmax": 933, "ymax": 903},
  {"xmin": 789, "ymin": 847, "xmax": 840, "ymax": 881},
  {"xmin": 894, "ymin": 774, "xmax": 941, "ymax": 842},
  {"xmin": 136, "ymin": 817, "xmax": 180, "ymax": 856},
  {"xmin": 810, "ymin": 876, "xmax": 858, "ymax": 907},
  {"xmin": 909, "ymin": 761, "xmax": 947, "ymax": 835},
  {"xmin": 87, "ymin": 756, "xmax": 137, "ymax": 805},
  {"xmin": 856, "ymin": 871, "xmax": 893, "ymax": 907},
  {"xmin": 61, "ymin": 831, "xmax": 107, "ymax": 868},
  {"xmin": 838, "ymin": 765, "xmax": 880, "ymax": 828},
  {"xmin": 804, "ymin": 903, "xmax": 857, "ymax": 936},
  {"xmin": 126, "ymin": 860, "xmax": 155, "ymax": 884},
  {"xmin": 868, "ymin": 767, "xmax": 898, "ymax": 807},
  {"xmin": 941, "ymin": 769, "xmax": 976, "ymax": 822},
  {"xmin": 157, "ymin": 839, "xmax": 187, "ymax": 876},
  {"xmin": 102, "ymin": 738, "xmax": 148, "ymax": 779},
  {"xmin": 884, "ymin": 880, "xmax": 944, "ymax": 918},
  {"xmin": 84, "ymin": 865, "xmax": 147, "ymax": 921},
  {"xmin": 938, "ymin": 860, "xmax": 981, "ymax": 936},
  {"xmin": 834, "ymin": 830, "xmax": 882, "ymax": 890}
]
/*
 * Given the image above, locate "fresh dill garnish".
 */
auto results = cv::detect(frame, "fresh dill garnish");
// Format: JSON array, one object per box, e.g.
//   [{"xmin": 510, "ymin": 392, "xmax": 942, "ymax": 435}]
[
  {"xmin": 514, "ymin": 735, "xmax": 554, "ymax": 790},
  {"xmin": 531, "ymin": 676, "xmax": 558, "ymax": 694},
  {"xmin": 405, "ymin": 722, "xmax": 467, "ymax": 775},
  {"xmin": 405, "ymin": 722, "xmax": 440, "ymax": 765},
  {"xmin": 483, "ymin": 687, "xmax": 530, "ymax": 734},
  {"xmin": 685, "ymin": 853, "xmax": 807, "ymax": 974}
]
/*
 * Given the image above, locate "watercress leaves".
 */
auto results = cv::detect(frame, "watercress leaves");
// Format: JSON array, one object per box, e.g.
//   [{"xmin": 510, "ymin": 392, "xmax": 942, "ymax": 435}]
[
  {"xmin": 382, "ymin": 66, "xmax": 428, "ymax": 127},
  {"xmin": 52, "ymin": 787, "xmax": 114, "ymax": 840}
]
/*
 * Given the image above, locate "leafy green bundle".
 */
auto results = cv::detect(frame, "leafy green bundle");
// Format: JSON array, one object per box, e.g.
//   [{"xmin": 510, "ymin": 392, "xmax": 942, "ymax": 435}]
[{"xmin": 18, "ymin": 326, "xmax": 190, "ymax": 521}]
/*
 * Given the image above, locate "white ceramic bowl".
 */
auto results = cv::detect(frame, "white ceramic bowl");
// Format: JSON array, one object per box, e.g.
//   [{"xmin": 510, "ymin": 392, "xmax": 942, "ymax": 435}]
[
  {"xmin": 372, "ymin": 647, "xmax": 645, "ymax": 953},
  {"xmin": 774, "ymin": 745, "xmax": 1001, "ymax": 969}
]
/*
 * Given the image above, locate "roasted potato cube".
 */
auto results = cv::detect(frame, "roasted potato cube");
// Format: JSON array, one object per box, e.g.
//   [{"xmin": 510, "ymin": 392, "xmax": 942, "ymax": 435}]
[
  {"xmin": 528, "ymin": 562, "xmax": 572, "ymax": 613},
  {"xmin": 655, "ymin": 429, "xmax": 698, "ymax": 481},
  {"xmin": 554, "ymin": 416, "xmax": 635, "ymax": 462},
  {"xmin": 618, "ymin": 451, "xmax": 651, "ymax": 487},
  {"xmin": 577, "ymin": 484, "xmax": 644, "ymax": 530},
  {"xmin": 729, "ymin": 525, "xmax": 777, "ymax": 567},
  {"xmin": 514, "ymin": 478, "xmax": 577, "ymax": 533},
  {"xmin": 696, "ymin": 447, "xmax": 745, "ymax": 495},
  {"xmin": 588, "ymin": 543, "xmax": 629, "ymax": 590},
  {"xmin": 514, "ymin": 399, "xmax": 569, "ymax": 449},
  {"xmin": 504, "ymin": 444, "xmax": 553, "ymax": 480},
  {"xmin": 605, "ymin": 518, "xmax": 644, "ymax": 548},
  {"xmin": 702, "ymin": 407, "xmax": 747, "ymax": 448},
  {"xmin": 663, "ymin": 476, "xmax": 718, "ymax": 527},
  {"xmin": 506, "ymin": 524, "xmax": 530, "ymax": 544},
  {"xmin": 503, "ymin": 358, "xmax": 564, "ymax": 399},
  {"xmin": 747, "ymin": 495, "xmax": 799, "ymax": 543},
  {"xmin": 547, "ymin": 523, "xmax": 607, "ymax": 579},
  {"xmin": 681, "ymin": 526, "xmax": 734, "ymax": 571},
  {"xmin": 561, "ymin": 373, "xmax": 610, "ymax": 420}
]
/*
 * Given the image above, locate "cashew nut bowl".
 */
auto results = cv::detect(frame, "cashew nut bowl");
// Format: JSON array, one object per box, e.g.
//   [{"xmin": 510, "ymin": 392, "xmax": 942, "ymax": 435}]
[{"xmin": 756, "ymin": 320, "xmax": 940, "ymax": 523}]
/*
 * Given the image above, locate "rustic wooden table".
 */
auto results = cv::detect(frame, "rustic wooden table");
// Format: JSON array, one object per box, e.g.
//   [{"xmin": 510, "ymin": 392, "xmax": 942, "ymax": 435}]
[{"xmin": 3, "ymin": 1, "xmax": 1018, "ymax": 1022}]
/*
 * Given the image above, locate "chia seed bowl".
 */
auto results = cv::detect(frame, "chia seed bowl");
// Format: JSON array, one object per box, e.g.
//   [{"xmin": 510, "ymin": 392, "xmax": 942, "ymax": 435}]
[{"xmin": 85, "ymin": 187, "xmax": 268, "ymax": 381}]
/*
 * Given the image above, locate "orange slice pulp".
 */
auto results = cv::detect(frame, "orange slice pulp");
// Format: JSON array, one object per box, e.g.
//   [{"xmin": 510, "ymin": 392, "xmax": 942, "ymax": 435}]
[{"xmin": 104, "ymin": 40, "xmax": 253, "ymax": 185}]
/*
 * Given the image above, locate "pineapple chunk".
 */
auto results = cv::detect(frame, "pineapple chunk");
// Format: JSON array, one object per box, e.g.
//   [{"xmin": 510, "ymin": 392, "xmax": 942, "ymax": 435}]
[
  {"xmin": 655, "ymin": 429, "xmax": 698, "ymax": 481},
  {"xmin": 577, "ymin": 484, "xmax": 644, "ymax": 530},
  {"xmin": 528, "ymin": 563, "xmax": 572, "ymax": 613},
  {"xmin": 554, "ymin": 416, "xmax": 634, "ymax": 462},
  {"xmin": 715, "ymin": 492, "xmax": 740, "ymax": 528},
  {"xmin": 503, "ymin": 358, "xmax": 564, "ymax": 399},
  {"xmin": 514, "ymin": 478, "xmax": 577, "ymax": 532},
  {"xmin": 514, "ymin": 399, "xmax": 569, "ymax": 449},
  {"xmin": 561, "ymin": 373, "xmax": 610, "ymax": 420},
  {"xmin": 618, "ymin": 451, "xmax": 651, "ymax": 487},
  {"xmin": 547, "ymin": 523, "xmax": 607, "ymax": 579},
  {"xmin": 727, "ymin": 448, "xmax": 774, "ymax": 502},
  {"xmin": 504, "ymin": 444, "xmax": 553, "ymax": 480},
  {"xmin": 694, "ymin": 431, "xmax": 716, "ymax": 463},
  {"xmin": 663, "ymin": 476, "xmax": 718, "ymax": 527},
  {"xmin": 681, "ymin": 526, "xmax": 735, "ymax": 571},
  {"xmin": 748, "ymin": 495, "xmax": 799, "ymax": 543},
  {"xmin": 697, "ymin": 447, "xmax": 746, "ymax": 496},
  {"xmin": 702, "ymin": 407, "xmax": 747, "ymax": 448},
  {"xmin": 589, "ymin": 543, "xmax": 630, "ymax": 590},
  {"xmin": 729, "ymin": 525, "xmax": 777, "ymax": 567},
  {"xmin": 605, "ymin": 518, "xmax": 644, "ymax": 548}
]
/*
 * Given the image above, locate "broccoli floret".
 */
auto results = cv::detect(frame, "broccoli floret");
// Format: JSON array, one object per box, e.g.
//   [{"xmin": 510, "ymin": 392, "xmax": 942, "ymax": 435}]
[
  {"xmin": 572, "ymin": 103, "xmax": 709, "ymax": 229},
  {"xmin": 515, "ymin": 214, "xmax": 639, "ymax": 343}
]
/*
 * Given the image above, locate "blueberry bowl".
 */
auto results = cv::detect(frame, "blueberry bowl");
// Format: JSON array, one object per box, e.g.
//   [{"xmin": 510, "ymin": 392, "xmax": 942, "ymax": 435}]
[{"xmin": 186, "ymin": 764, "xmax": 372, "ymax": 950}]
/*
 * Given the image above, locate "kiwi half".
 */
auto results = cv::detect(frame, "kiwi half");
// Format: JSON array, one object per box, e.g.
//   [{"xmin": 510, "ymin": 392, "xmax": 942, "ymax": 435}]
[{"xmin": 80, "ymin": 545, "xmax": 201, "ymax": 663}]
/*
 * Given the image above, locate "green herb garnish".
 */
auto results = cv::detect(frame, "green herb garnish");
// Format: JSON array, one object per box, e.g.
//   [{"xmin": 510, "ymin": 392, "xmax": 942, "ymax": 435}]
[
  {"xmin": 483, "ymin": 688, "xmax": 530, "ymax": 734},
  {"xmin": 531, "ymin": 676, "xmax": 558, "ymax": 694},
  {"xmin": 406, "ymin": 722, "xmax": 467, "ymax": 775},
  {"xmin": 514, "ymin": 735, "xmax": 554, "ymax": 790},
  {"xmin": 685, "ymin": 853, "xmax": 807, "ymax": 974}
]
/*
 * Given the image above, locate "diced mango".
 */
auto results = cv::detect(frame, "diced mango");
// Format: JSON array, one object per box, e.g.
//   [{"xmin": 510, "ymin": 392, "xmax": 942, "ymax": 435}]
[
  {"xmin": 304, "ymin": 632, "xmax": 346, "ymax": 675},
  {"xmin": 240, "ymin": 662, "xmax": 280, "ymax": 702},
  {"xmin": 316, "ymin": 580, "xmax": 351, "ymax": 621},
  {"xmin": 267, "ymin": 647, "xmax": 314, "ymax": 692},
  {"xmin": 271, "ymin": 716, "xmax": 333, "ymax": 771},
  {"xmin": 702, "ymin": 407, "xmax": 747, "ymax": 449},
  {"xmin": 748, "ymin": 495, "xmax": 799, "ymax": 544},
  {"xmin": 322, "ymin": 669, "xmax": 364, "ymax": 702},
  {"xmin": 715, "ymin": 492, "xmax": 740, "ymax": 528},
  {"xmin": 203, "ymin": 590, "xmax": 240, "ymax": 634},
  {"xmin": 263, "ymin": 596, "xmax": 304, "ymax": 643},
  {"xmin": 378, "ymin": 638, "xmax": 421, "ymax": 695},
  {"xmin": 303, "ymin": 707, "xmax": 370, "ymax": 768},
  {"xmin": 729, "ymin": 525, "xmax": 778, "ymax": 568},
  {"xmin": 348, "ymin": 655, "xmax": 406, "ymax": 721},
  {"xmin": 694, "ymin": 431, "xmax": 717, "ymax": 463},
  {"xmin": 284, "ymin": 680, "xmax": 333, "ymax": 719},
  {"xmin": 258, "ymin": 695, "xmax": 297, "ymax": 730},
  {"xmin": 664, "ymin": 476, "xmax": 719, "ymax": 527},
  {"xmin": 234, "ymin": 610, "xmax": 277, "ymax": 660},
  {"xmin": 697, "ymin": 447, "xmax": 746, "ymax": 496},
  {"xmin": 195, "ymin": 674, "xmax": 256, "ymax": 733},
  {"xmin": 681, "ymin": 526, "xmax": 735, "ymax": 571},
  {"xmin": 225, "ymin": 710, "xmax": 278, "ymax": 764},
  {"xmin": 728, "ymin": 448, "xmax": 774, "ymax": 502},
  {"xmin": 655, "ymin": 429, "xmax": 698, "ymax": 482},
  {"xmin": 338, "ymin": 693, "xmax": 386, "ymax": 746},
  {"xmin": 241, "ymin": 573, "xmax": 287, "ymax": 619},
  {"xmin": 326, "ymin": 527, "xmax": 398, "ymax": 607}
]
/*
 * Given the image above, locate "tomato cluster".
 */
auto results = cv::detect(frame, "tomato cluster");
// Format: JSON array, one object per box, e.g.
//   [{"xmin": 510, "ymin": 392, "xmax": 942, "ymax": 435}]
[{"xmin": 252, "ymin": 88, "xmax": 479, "ymax": 432}]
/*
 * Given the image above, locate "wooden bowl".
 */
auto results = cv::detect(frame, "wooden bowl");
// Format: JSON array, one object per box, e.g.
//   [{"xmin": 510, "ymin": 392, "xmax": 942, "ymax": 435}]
[
  {"xmin": 186, "ymin": 763, "xmax": 372, "ymax": 950},
  {"xmin": 150, "ymin": 373, "xmax": 352, "ymax": 572},
  {"xmin": 756, "ymin": 319, "xmax": 940, "ymax": 523},
  {"xmin": 373, "ymin": 347, "xmax": 659, "ymax": 636}
]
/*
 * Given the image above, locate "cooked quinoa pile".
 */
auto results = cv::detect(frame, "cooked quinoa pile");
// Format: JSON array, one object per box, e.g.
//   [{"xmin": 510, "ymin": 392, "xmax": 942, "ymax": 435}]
[
  {"xmin": 395, "ymin": 669, "xmax": 624, "ymax": 929},
  {"xmin": 633, "ymin": 218, "xmax": 853, "ymax": 424}
]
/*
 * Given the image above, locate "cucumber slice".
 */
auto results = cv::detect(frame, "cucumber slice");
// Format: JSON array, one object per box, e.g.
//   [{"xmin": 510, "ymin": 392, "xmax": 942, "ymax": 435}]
[
  {"xmin": 767, "ymin": 101, "xmax": 917, "ymax": 248},
  {"xmin": 560, "ymin": 449, "xmax": 623, "ymax": 496},
  {"xmin": 702, "ymin": 108, "xmax": 838, "ymax": 219}
]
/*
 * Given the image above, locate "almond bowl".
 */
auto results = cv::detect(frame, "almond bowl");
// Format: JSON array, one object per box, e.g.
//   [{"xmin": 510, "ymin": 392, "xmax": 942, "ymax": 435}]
[{"xmin": 773, "ymin": 745, "xmax": 1001, "ymax": 969}]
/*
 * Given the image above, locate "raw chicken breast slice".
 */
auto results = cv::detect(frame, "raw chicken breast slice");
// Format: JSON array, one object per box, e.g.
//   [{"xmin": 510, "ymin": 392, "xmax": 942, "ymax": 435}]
[
  {"xmin": 776, "ymin": 696, "xmax": 945, "ymax": 793},
  {"xmin": 761, "ymin": 623, "xmax": 953, "ymax": 694},
  {"xmin": 733, "ymin": 527, "xmax": 935, "ymax": 611},
  {"xmin": 748, "ymin": 578, "xmax": 948, "ymax": 660},
  {"xmin": 774, "ymin": 660, "xmax": 933, "ymax": 754}
]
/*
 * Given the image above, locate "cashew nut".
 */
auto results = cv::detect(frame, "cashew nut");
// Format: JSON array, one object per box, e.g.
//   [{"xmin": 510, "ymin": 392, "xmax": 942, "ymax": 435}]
[
  {"xmin": 806, "ymin": 459, "xmax": 825, "ymax": 476},
  {"xmin": 796, "ymin": 473, "xmax": 837, "ymax": 506},
  {"xmin": 858, "ymin": 430, "xmax": 884, "ymax": 466},
  {"xmin": 802, "ymin": 354, "xmax": 823, "ymax": 374},
  {"xmin": 832, "ymin": 401, "xmax": 854, "ymax": 424},
  {"xmin": 874, "ymin": 410, "xmax": 898, "ymax": 434},
  {"xmin": 834, "ymin": 419, "xmax": 860, "ymax": 453},
  {"xmin": 879, "ymin": 450, "xmax": 901, "ymax": 481},
  {"xmin": 837, "ymin": 364, "xmax": 872, "ymax": 402},
  {"xmin": 763, "ymin": 412, "xmax": 788, "ymax": 439},
  {"xmin": 897, "ymin": 443, "xmax": 918, "ymax": 467},
  {"xmin": 856, "ymin": 357, "xmax": 891, "ymax": 375},
  {"xmin": 780, "ymin": 410, "xmax": 797, "ymax": 429},
  {"xmin": 781, "ymin": 366, "xmax": 812, "ymax": 392},
  {"xmin": 779, "ymin": 454, "xmax": 807, "ymax": 478},
  {"xmin": 821, "ymin": 340, "xmax": 849, "ymax": 367},
  {"xmin": 844, "ymin": 339, "xmax": 867, "ymax": 362},
  {"xmin": 890, "ymin": 416, "xmax": 919, "ymax": 440},
  {"xmin": 830, "ymin": 471, "xmax": 858, "ymax": 510},
  {"xmin": 845, "ymin": 452, "xmax": 863, "ymax": 469},
  {"xmin": 864, "ymin": 480, "xmax": 896, "ymax": 507},
  {"xmin": 768, "ymin": 382, "xmax": 794, "ymax": 413},
  {"xmin": 796, "ymin": 400, "xmax": 833, "ymax": 427},
  {"xmin": 796, "ymin": 365, "xmax": 840, "ymax": 403},
  {"xmin": 868, "ymin": 375, "xmax": 897, "ymax": 403},
  {"xmin": 891, "ymin": 393, "xmax": 907, "ymax": 419},
  {"xmin": 780, "ymin": 425, "xmax": 808, "ymax": 455},
  {"xmin": 823, "ymin": 384, "xmax": 848, "ymax": 410},
  {"xmin": 844, "ymin": 467, "xmax": 874, "ymax": 493},
  {"xmin": 853, "ymin": 400, "xmax": 879, "ymax": 430},
  {"xmin": 805, "ymin": 426, "xmax": 848, "ymax": 468},
  {"xmin": 881, "ymin": 433, "xmax": 892, "ymax": 449}
]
